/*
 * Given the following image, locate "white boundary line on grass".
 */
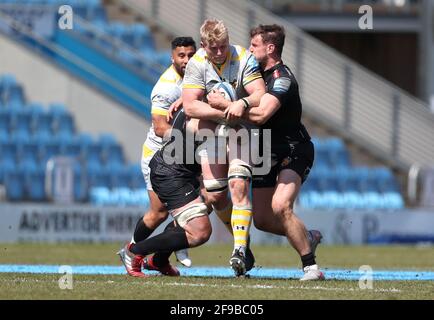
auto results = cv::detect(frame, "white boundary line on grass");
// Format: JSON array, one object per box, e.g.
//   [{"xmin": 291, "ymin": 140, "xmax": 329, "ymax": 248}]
[{"xmin": 0, "ymin": 277, "xmax": 403, "ymax": 293}]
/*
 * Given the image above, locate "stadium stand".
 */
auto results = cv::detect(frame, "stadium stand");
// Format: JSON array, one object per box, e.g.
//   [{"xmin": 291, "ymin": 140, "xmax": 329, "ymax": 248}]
[
  {"xmin": 0, "ymin": 72, "xmax": 404, "ymax": 209},
  {"xmin": 0, "ymin": 0, "xmax": 169, "ymax": 118},
  {"xmin": 0, "ymin": 1, "xmax": 408, "ymax": 210},
  {"xmin": 0, "ymin": 73, "xmax": 149, "ymax": 206}
]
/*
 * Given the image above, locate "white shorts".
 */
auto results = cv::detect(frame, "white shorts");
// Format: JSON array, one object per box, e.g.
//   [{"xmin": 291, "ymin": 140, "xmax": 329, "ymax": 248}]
[{"xmin": 141, "ymin": 143, "xmax": 157, "ymax": 191}]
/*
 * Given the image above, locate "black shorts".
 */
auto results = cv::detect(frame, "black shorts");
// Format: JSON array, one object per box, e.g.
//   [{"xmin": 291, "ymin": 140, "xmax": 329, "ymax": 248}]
[
  {"xmin": 252, "ymin": 140, "xmax": 314, "ymax": 188},
  {"xmin": 149, "ymin": 156, "xmax": 200, "ymax": 211}
]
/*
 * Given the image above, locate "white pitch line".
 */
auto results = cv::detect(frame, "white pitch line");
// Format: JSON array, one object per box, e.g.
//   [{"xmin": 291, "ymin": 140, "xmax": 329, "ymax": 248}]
[{"xmin": 0, "ymin": 277, "xmax": 402, "ymax": 293}]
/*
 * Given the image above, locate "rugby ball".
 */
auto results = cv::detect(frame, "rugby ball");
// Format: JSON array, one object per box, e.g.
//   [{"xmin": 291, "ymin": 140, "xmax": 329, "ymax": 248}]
[{"xmin": 212, "ymin": 82, "xmax": 237, "ymax": 101}]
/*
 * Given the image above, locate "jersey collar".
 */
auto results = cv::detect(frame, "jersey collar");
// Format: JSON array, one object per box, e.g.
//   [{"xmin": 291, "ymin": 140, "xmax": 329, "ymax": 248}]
[{"xmin": 263, "ymin": 61, "xmax": 283, "ymax": 77}]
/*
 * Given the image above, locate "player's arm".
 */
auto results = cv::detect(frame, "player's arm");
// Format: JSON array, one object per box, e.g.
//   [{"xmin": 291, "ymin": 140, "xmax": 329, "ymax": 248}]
[
  {"xmin": 182, "ymin": 57, "xmax": 226, "ymax": 122},
  {"xmin": 207, "ymin": 90, "xmax": 231, "ymax": 111},
  {"xmin": 182, "ymin": 88, "xmax": 226, "ymax": 121},
  {"xmin": 151, "ymin": 92, "xmax": 175, "ymax": 138},
  {"xmin": 152, "ymin": 114, "xmax": 172, "ymax": 138},
  {"xmin": 243, "ymin": 92, "xmax": 281, "ymax": 125},
  {"xmin": 225, "ymin": 77, "xmax": 266, "ymax": 122},
  {"xmin": 167, "ymin": 97, "xmax": 183, "ymax": 122}
]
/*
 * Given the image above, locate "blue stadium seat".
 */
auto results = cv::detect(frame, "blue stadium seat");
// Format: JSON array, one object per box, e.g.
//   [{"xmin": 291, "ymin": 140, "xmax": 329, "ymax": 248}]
[
  {"xmin": 33, "ymin": 108, "xmax": 53, "ymax": 137},
  {"xmin": 323, "ymin": 137, "xmax": 345, "ymax": 151},
  {"xmin": 341, "ymin": 191, "xmax": 365, "ymax": 209},
  {"xmin": 87, "ymin": 165, "xmax": 110, "ymax": 188},
  {"xmin": 371, "ymin": 167, "xmax": 400, "ymax": 193},
  {"xmin": 4, "ymin": 168, "xmax": 25, "ymax": 201},
  {"xmin": 156, "ymin": 50, "xmax": 171, "ymax": 67},
  {"xmin": 132, "ymin": 24, "xmax": 153, "ymax": 49},
  {"xmin": 329, "ymin": 149, "xmax": 351, "ymax": 168},
  {"xmin": 12, "ymin": 108, "xmax": 33, "ymax": 136},
  {"xmin": 38, "ymin": 137, "xmax": 62, "ymax": 164},
  {"xmin": 0, "ymin": 159, "xmax": 15, "ymax": 185},
  {"xmin": 105, "ymin": 144, "xmax": 124, "ymax": 166},
  {"xmin": 135, "ymin": 188, "xmax": 150, "ymax": 206},
  {"xmin": 73, "ymin": 162, "xmax": 87, "ymax": 202},
  {"xmin": 107, "ymin": 22, "xmax": 126, "ymax": 40},
  {"xmin": 49, "ymin": 103, "xmax": 75, "ymax": 136},
  {"xmin": 360, "ymin": 191, "xmax": 384, "ymax": 210},
  {"xmin": 0, "ymin": 74, "xmax": 25, "ymax": 109},
  {"xmin": 75, "ymin": 132, "xmax": 93, "ymax": 158},
  {"xmin": 314, "ymin": 148, "xmax": 330, "ymax": 169},
  {"xmin": 22, "ymin": 140, "xmax": 41, "ymax": 167},
  {"xmin": 89, "ymin": 186, "xmax": 111, "ymax": 206},
  {"xmin": 0, "ymin": 140, "xmax": 18, "ymax": 166},
  {"xmin": 49, "ymin": 102, "xmax": 67, "ymax": 116},
  {"xmin": 0, "ymin": 109, "xmax": 10, "ymax": 136},
  {"xmin": 0, "ymin": 130, "xmax": 8, "ymax": 144},
  {"xmin": 301, "ymin": 175, "xmax": 319, "ymax": 192},
  {"xmin": 24, "ymin": 164, "xmax": 46, "ymax": 201},
  {"xmin": 110, "ymin": 165, "xmax": 130, "ymax": 189},
  {"xmin": 117, "ymin": 49, "xmax": 140, "ymax": 68},
  {"xmin": 335, "ymin": 167, "xmax": 360, "ymax": 192},
  {"xmin": 98, "ymin": 133, "xmax": 116, "ymax": 146},
  {"xmin": 85, "ymin": 141, "xmax": 103, "ymax": 168},
  {"xmin": 110, "ymin": 187, "xmax": 133, "ymax": 206},
  {"xmin": 317, "ymin": 171, "xmax": 339, "ymax": 192},
  {"xmin": 128, "ymin": 163, "xmax": 146, "ymax": 189},
  {"xmin": 381, "ymin": 192, "xmax": 404, "ymax": 210},
  {"xmin": 62, "ymin": 135, "xmax": 81, "ymax": 158}
]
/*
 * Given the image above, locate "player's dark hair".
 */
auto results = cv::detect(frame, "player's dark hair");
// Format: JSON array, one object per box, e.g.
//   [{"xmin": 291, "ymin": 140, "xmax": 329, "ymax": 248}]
[
  {"xmin": 250, "ymin": 24, "xmax": 285, "ymax": 56},
  {"xmin": 171, "ymin": 36, "xmax": 196, "ymax": 50}
]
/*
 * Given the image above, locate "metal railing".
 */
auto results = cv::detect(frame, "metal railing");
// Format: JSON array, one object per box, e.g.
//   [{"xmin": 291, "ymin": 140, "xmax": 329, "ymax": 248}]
[{"xmin": 123, "ymin": 0, "xmax": 434, "ymax": 170}]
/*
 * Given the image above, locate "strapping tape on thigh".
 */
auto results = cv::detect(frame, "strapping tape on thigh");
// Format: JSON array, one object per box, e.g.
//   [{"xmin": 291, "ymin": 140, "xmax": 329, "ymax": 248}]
[
  {"xmin": 203, "ymin": 178, "xmax": 228, "ymax": 192},
  {"xmin": 173, "ymin": 203, "xmax": 208, "ymax": 228}
]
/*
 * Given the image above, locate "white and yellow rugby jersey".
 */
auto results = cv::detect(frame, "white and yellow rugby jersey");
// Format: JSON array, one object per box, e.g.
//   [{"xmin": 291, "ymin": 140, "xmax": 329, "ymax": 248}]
[
  {"xmin": 144, "ymin": 65, "xmax": 183, "ymax": 156},
  {"xmin": 183, "ymin": 44, "xmax": 262, "ymax": 99}
]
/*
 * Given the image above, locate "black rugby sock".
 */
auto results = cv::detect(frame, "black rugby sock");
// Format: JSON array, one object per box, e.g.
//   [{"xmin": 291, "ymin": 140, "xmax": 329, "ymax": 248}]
[
  {"xmin": 130, "ymin": 226, "xmax": 189, "ymax": 257},
  {"xmin": 301, "ymin": 252, "xmax": 316, "ymax": 269},
  {"xmin": 132, "ymin": 218, "xmax": 154, "ymax": 243},
  {"xmin": 152, "ymin": 222, "xmax": 177, "ymax": 267}
]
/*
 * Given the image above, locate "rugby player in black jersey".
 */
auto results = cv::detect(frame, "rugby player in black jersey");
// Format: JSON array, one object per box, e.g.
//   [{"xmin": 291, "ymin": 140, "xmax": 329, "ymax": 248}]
[
  {"xmin": 117, "ymin": 110, "xmax": 214, "ymax": 278},
  {"xmin": 245, "ymin": 24, "xmax": 324, "ymax": 281}
]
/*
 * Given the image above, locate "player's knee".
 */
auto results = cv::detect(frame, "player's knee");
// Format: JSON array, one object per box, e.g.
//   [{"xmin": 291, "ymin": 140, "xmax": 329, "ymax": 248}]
[
  {"xmin": 174, "ymin": 203, "xmax": 210, "ymax": 246},
  {"xmin": 190, "ymin": 221, "xmax": 212, "ymax": 246},
  {"xmin": 271, "ymin": 199, "xmax": 293, "ymax": 218}
]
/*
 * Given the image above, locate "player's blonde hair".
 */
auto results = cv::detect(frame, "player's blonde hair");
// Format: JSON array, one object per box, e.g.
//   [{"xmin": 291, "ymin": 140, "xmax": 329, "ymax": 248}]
[{"xmin": 200, "ymin": 19, "xmax": 229, "ymax": 45}]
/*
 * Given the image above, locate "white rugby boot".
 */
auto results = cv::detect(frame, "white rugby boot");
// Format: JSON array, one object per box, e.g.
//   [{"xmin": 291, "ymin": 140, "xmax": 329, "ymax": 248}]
[
  {"xmin": 300, "ymin": 264, "xmax": 325, "ymax": 281},
  {"xmin": 175, "ymin": 249, "xmax": 192, "ymax": 267}
]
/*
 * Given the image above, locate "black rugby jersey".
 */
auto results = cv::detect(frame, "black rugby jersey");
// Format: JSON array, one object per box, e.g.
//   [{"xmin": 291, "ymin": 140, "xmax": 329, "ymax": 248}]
[
  {"xmin": 153, "ymin": 109, "xmax": 201, "ymax": 176},
  {"xmin": 261, "ymin": 62, "xmax": 310, "ymax": 144}
]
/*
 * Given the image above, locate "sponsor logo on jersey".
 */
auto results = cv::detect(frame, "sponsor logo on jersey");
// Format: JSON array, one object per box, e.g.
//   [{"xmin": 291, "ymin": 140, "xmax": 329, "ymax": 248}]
[{"xmin": 273, "ymin": 78, "xmax": 291, "ymax": 93}]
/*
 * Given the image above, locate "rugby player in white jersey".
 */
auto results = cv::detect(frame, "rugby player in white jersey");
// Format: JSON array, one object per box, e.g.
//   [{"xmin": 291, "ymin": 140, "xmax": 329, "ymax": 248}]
[
  {"xmin": 118, "ymin": 37, "xmax": 197, "ymax": 277},
  {"xmin": 182, "ymin": 19, "xmax": 266, "ymax": 276}
]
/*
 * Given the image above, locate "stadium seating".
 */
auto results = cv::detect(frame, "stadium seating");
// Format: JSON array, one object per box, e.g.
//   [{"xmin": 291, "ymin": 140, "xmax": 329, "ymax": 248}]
[
  {"xmin": 297, "ymin": 137, "xmax": 405, "ymax": 210},
  {"xmin": 0, "ymin": 73, "xmax": 149, "ymax": 205},
  {"xmin": 0, "ymin": 72, "xmax": 406, "ymax": 208}
]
